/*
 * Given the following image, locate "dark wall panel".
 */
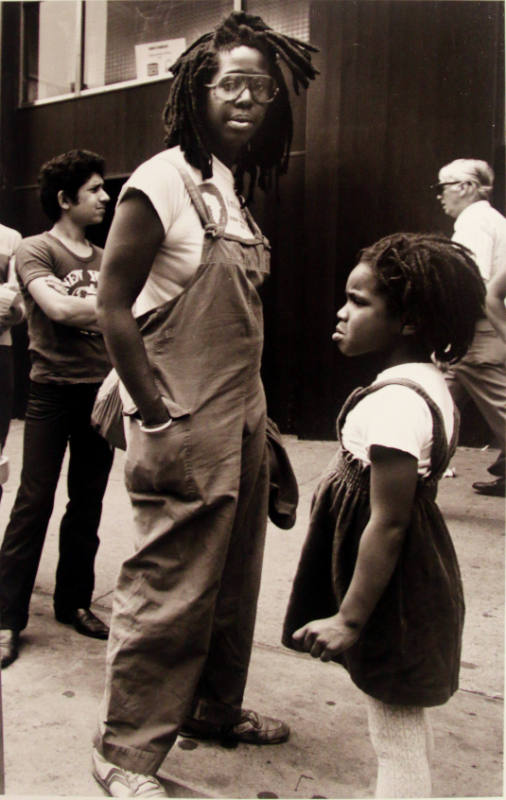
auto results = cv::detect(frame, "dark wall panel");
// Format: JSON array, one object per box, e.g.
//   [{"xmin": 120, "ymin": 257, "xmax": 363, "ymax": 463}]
[
  {"xmin": 300, "ymin": 0, "xmax": 504, "ymax": 440},
  {"xmin": 13, "ymin": 80, "xmax": 171, "ymax": 192},
  {"xmin": 0, "ymin": 2, "xmax": 22, "ymax": 226},
  {"xmin": 256, "ymin": 152, "xmax": 306, "ymax": 431},
  {"xmin": 251, "ymin": 91, "xmax": 307, "ymax": 432}
]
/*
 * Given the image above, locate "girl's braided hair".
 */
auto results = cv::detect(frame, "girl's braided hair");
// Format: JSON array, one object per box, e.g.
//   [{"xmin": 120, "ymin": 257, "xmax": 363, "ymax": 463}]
[
  {"xmin": 359, "ymin": 232, "xmax": 486, "ymax": 364},
  {"xmin": 162, "ymin": 11, "xmax": 318, "ymax": 198}
]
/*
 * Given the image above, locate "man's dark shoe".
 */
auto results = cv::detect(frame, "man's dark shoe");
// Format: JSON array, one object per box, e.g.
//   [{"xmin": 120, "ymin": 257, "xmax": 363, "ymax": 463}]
[
  {"xmin": 472, "ymin": 477, "xmax": 505, "ymax": 497},
  {"xmin": 488, "ymin": 453, "xmax": 505, "ymax": 477},
  {"xmin": 55, "ymin": 608, "xmax": 109, "ymax": 639},
  {"xmin": 179, "ymin": 709, "xmax": 290, "ymax": 745},
  {"xmin": 0, "ymin": 629, "xmax": 19, "ymax": 668}
]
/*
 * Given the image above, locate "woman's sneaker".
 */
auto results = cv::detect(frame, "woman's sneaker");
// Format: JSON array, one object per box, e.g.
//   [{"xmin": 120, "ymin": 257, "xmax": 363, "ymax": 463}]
[{"xmin": 92, "ymin": 748, "xmax": 167, "ymax": 797}]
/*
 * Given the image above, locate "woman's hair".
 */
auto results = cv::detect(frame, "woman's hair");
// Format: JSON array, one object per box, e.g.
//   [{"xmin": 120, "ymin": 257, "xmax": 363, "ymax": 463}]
[
  {"xmin": 162, "ymin": 11, "xmax": 318, "ymax": 198},
  {"xmin": 359, "ymin": 232, "xmax": 485, "ymax": 363},
  {"xmin": 39, "ymin": 149, "xmax": 105, "ymax": 222}
]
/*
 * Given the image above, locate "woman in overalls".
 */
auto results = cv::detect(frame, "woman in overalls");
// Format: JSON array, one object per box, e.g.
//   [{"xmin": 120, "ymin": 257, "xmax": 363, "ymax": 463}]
[{"xmin": 92, "ymin": 12, "xmax": 317, "ymax": 798}]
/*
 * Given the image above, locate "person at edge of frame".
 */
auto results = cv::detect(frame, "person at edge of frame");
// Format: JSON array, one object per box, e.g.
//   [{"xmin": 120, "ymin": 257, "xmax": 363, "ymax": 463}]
[
  {"xmin": 434, "ymin": 158, "xmax": 506, "ymax": 497},
  {"xmin": 0, "ymin": 222, "xmax": 24, "ymax": 502}
]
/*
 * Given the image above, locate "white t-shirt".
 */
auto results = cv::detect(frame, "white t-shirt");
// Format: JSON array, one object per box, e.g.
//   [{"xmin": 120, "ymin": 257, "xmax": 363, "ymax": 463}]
[
  {"xmin": 452, "ymin": 200, "xmax": 506, "ymax": 283},
  {"xmin": 341, "ymin": 362, "xmax": 455, "ymax": 476},
  {"xmin": 118, "ymin": 146, "xmax": 256, "ymax": 317}
]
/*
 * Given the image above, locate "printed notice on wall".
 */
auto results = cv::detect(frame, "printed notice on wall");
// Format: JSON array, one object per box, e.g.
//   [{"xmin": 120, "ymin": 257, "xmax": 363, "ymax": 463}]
[{"xmin": 135, "ymin": 39, "xmax": 186, "ymax": 81}]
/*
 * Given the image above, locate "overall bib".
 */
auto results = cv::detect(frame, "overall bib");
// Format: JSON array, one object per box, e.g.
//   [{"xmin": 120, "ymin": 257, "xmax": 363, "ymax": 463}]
[{"xmin": 97, "ymin": 167, "xmax": 271, "ymax": 774}]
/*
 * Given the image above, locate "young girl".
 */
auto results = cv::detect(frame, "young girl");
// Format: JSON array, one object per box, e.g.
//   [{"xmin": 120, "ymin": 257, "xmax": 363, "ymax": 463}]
[
  {"xmin": 282, "ymin": 232, "xmax": 485, "ymax": 798},
  {"xmin": 92, "ymin": 11, "xmax": 317, "ymax": 798}
]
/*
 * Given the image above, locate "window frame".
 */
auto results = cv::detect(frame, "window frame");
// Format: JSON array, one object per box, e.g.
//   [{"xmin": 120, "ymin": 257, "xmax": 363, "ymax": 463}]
[
  {"xmin": 20, "ymin": 0, "xmax": 84, "ymax": 106},
  {"xmin": 18, "ymin": 0, "xmax": 243, "ymax": 108}
]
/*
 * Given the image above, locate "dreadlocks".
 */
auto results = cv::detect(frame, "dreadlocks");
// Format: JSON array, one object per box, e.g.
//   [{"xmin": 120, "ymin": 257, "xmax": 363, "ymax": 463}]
[
  {"xmin": 162, "ymin": 11, "xmax": 318, "ymax": 198},
  {"xmin": 359, "ymin": 232, "xmax": 486, "ymax": 364}
]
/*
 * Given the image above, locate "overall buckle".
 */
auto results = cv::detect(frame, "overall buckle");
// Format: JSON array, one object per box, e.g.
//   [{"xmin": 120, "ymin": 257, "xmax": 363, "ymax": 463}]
[{"xmin": 204, "ymin": 222, "xmax": 220, "ymax": 239}]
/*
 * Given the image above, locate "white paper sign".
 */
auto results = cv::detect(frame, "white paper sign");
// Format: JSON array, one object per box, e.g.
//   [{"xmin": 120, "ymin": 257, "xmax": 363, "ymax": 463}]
[{"xmin": 135, "ymin": 38, "xmax": 186, "ymax": 81}]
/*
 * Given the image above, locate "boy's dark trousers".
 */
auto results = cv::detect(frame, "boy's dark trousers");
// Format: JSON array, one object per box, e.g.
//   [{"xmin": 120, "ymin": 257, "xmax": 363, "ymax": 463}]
[{"xmin": 0, "ymin": 380, "xmax": 113, "ymax": 631}]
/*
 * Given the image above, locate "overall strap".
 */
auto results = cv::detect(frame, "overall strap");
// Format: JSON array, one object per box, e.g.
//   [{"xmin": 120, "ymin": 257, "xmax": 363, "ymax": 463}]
[
  {"xmin": 337, "ymin": 378, "xmax": 459, "ymax": 478},
  {"xmin": 165, "ymin": 157, "xmax": 270, "ymax": 280},
  {"xmin": 134, "ymin": 166, "xmax": 216, "ymax": 338},
  {"xmin": 239, "ymin": 197, "xmax": 268, "ymax": 241},
  {"xmin": 171, "ymin": 161, "xmax": 266, "ymax": 245},
  {"xmin": 169, "ymin": 163, "xmax": 217, "ymax": 235}
]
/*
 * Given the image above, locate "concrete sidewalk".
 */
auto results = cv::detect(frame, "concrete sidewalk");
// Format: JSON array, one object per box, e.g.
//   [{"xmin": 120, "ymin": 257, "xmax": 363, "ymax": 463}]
[{"xmin": 0, "ymin": 420, "xmax": 503, "ymax": 799}]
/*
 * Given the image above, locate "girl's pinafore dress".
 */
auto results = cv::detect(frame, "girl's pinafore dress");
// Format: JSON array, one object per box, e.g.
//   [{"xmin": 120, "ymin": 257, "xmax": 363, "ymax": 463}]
[{"xmin": 282, "ymin": 378, "xmax": 464, "ymax": 707}]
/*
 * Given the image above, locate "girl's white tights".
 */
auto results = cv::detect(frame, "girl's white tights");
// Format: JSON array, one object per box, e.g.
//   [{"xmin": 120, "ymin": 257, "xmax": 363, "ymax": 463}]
[{"xmin": 365, "ymin": 695, "xmax": 434, "ymax": 798}]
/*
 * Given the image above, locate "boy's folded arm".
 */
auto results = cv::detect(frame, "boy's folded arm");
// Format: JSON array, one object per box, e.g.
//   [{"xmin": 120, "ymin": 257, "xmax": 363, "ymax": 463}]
[{"xmin": 27, "ymin": 274, "xmax": 99, "ymax": 329}]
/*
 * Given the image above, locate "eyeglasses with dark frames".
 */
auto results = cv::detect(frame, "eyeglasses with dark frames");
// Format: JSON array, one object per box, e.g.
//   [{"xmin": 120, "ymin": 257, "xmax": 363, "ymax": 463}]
[
  {"xmin": 430, "ymin": 181, "xmax": 465, "ymax": 194},
  {"xmin": 205, "ymin": 73, "xmax": 279, "ymax": 105}
]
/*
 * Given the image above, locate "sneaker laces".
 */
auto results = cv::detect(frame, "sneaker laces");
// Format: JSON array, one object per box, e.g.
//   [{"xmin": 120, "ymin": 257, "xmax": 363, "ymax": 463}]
[
  {"xmin": 94, "ymin": 749, "xmax": 166, "ymax": 798},
  {"xmin": 127, "ymin": 770, "xmax": 165, "ymax": 796},
  {"xmin": 234, "ymin": 708, "xmax": 261, "ymax": 731}
]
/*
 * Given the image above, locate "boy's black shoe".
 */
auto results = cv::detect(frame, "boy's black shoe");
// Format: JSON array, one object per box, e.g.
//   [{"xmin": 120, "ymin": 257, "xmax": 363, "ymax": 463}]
[
  {"xmin": 55, "ymin": 608, "xmax": 109, "ymax": 639},
  {"xmin": 0, "ymin": 629, "xmax": 19, "ymax": 668}
]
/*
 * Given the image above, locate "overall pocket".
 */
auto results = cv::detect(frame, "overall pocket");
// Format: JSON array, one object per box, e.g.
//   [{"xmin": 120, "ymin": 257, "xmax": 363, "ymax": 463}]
[{"xmin": 124, "ymin": 407, "xmax": 198, "ymax": 498}]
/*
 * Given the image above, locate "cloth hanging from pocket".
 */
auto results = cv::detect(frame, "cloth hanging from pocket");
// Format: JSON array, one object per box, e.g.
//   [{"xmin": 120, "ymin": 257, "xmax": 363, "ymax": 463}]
[
  {"xmin": 266, "ymin": 417, "xmax": 298, "ymax": 529},
  {"xmin": 91, "ymin": 368, "xmax": 126, "ymax": 450}
]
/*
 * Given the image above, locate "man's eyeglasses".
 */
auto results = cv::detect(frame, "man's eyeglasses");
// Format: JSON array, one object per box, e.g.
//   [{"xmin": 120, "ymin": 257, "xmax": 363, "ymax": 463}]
[
  {"xmin": 430, "ymin": 181, "xmax": 463, "ymax": 194},
  {"xmin": 206, "ymin": 74, "xmax": 279, "ymax": 105}
]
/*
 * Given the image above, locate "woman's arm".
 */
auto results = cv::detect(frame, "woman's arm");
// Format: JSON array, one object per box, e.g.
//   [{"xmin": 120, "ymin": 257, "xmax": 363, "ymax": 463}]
[
  {"xmin": 292, "ymin": 445, "xmax": 418, "ymax": 661},
  {"xmin": 485, "ymin": 269, "xmax": 506, "ymax": 343},
  {"xmin": 97, "ymin": 191, "xmax": 169, "ymax": 426}
]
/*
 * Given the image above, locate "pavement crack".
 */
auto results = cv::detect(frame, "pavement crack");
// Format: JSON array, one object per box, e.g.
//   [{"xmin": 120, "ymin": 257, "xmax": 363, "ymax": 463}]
[{"xmin": 460, "ymin": 688, "xmax": 503, "ymax": 703}]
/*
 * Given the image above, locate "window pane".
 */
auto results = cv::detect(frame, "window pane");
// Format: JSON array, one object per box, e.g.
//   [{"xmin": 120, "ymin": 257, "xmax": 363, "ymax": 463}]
[
  {"xmin": 83, "ymin": 0, "xmax": 234, "ymax": 90},
  {"xmin": 22, "ymin": 1, "xmax": 80, "ymax": 103},
  {"xmin": 245, "ymin": 0, "xmax": 309, "ymax": 42}
]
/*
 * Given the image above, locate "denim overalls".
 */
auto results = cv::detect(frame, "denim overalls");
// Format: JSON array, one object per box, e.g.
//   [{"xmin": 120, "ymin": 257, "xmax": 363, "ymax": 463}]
[{"xmin": 97, "ymin": 163, "xmax": 272, "ymax": 774}]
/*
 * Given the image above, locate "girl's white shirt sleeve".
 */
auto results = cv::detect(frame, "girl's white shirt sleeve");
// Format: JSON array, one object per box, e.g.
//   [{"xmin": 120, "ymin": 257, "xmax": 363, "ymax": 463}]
[{"xmin": 341, "ymin": 385, "xmax": 434, "ymax": 473}]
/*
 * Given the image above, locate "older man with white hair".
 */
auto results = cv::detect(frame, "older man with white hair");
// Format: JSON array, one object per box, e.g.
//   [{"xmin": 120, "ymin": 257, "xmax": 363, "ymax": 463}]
[{"xmin": 435, "ymin": 158, "xmax": 506, "ymax": 496}]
